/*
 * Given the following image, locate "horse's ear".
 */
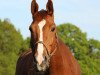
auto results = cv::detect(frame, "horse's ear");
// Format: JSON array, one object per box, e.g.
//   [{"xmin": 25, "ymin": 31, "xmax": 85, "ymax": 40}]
[
  {"xmin": 46, "ymin": 0, "xmax": 54, "ymax": 15},
  {"xmin": 31, "ymin": 0, "xmax": 39, "ymax": 17}
]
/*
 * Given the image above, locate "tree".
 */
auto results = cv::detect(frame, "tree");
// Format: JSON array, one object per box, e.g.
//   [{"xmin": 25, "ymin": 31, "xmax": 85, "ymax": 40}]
[
  {"xmin": 0, "ymin": 19, "xmax": 100, "ymax": 75},
  {"xmin": 57, "ymin": 23, "xmax": 100, "ymax": 75},
  {"xmin": 0, "ymin": 19, "xmax": 23, "ymax": 75}
]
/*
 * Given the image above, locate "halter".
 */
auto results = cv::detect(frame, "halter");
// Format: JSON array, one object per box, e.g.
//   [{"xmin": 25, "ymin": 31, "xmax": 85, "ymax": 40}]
[
  {"xmin": 33, "ymin": 41, "xmax": 57, "ymax": 60},
  {"xmin": 31, "ymin": 40, "xmax": 57, "ymax": 71}
]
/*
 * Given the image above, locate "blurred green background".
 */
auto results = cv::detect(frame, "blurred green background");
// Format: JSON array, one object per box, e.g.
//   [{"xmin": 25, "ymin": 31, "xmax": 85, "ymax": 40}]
[{"xmin": 0, "ymin": 19, "xmax": 100, "ymax": 75}]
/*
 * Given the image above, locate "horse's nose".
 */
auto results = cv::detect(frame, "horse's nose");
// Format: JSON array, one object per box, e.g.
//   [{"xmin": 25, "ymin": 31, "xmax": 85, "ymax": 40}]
[
  {"xmin": 36, "ymin": 57, "xmax": 47, "ymax": 71},
  {"xmin": 36, "ymin": 55, "xmax": 44, "ymax": 66}
]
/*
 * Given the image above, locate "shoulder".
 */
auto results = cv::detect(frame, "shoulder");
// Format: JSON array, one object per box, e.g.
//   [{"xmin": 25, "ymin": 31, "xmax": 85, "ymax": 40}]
[
  {"xmin": 20, "ymin": 48, "xmax": 32, "ymax": 58},
  {"xmin": 16, "ymin": 48, "xmax": 32, "ymax": 65}
]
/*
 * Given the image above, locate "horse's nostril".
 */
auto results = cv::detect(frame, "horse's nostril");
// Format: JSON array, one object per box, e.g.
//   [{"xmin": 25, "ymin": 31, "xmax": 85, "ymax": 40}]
[{"xmin": 44, "ymin": 56, "xmax": 47, "ymax": 60}]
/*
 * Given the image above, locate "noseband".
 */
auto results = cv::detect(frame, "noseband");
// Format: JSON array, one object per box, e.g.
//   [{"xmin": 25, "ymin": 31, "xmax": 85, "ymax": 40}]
[
  {"xmin": 32, "ymin": 41, "xmax": 57, "ymax": 71},
  {"xmin": 34, "ymin": 41, "xmax": 57, "ymax": 60}
]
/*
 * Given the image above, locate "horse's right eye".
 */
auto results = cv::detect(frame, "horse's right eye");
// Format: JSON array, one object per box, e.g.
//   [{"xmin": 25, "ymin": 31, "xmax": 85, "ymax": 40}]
[{"xmin": 29, "ymin": 27, "xmax": 32, "ymax": 32}]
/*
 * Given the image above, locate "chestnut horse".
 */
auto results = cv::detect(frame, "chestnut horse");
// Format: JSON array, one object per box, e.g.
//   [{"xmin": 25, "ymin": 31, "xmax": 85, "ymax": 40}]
[{"xmin": 15, "ymin": 0, "xmax": 81, "ymax": 75}]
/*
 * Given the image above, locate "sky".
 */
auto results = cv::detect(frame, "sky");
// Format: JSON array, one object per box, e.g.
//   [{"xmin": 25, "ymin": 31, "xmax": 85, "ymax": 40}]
[{"xmin": 0, "ymin": 0, "xmax": 100, "ymax": 40}]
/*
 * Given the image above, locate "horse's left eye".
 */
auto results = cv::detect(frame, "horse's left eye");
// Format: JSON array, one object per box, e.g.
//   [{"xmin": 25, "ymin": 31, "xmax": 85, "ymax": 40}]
[{"xmin": 51, "ymin": 27, "xmax": 55, "ymax": 32}]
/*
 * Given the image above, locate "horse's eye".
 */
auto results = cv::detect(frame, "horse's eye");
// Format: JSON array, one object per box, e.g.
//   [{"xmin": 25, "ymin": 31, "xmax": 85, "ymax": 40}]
[
  {"xmin": 51, "ymin": 27, "xmax": 55, "ymax": 32},
  {"xmin": 29, "ymin": 27, "xmax": 32, "ymax": 32}
]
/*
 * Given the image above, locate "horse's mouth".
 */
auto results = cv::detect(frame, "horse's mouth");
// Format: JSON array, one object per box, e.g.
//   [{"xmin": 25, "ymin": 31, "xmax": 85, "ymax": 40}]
[{"xmin": 36, "ymin": 60, "xmax": 50, "ymax": 71}]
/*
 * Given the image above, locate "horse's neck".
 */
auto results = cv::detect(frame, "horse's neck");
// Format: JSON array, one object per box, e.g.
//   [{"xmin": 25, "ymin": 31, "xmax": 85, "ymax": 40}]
[{"xmin": 50, "ymin": 38, "xmax": 80, "ymax": 75}]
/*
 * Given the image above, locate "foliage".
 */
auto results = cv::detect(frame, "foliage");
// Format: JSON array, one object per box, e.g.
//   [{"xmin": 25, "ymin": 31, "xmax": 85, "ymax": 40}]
[
  {"xmin": 57, "ymin": 23, "xmax": 100, "ymax": 75},
  {"xmin": 19, "ymin": 37, "xmax": 30, "ymax": 54},
  {"xmin": 0, "ymin": 19, "xmax": 23, "ymax": 75},
  {"xmin": 0, "ymin": 19, "xmax": 100, "ymax": 75}
]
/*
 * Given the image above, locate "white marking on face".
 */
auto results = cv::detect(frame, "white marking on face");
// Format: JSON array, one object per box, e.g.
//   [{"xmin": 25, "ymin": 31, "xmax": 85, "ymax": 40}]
[{"xmin": 36, "ymin": 19, "xmax": 46, "ymax": 65}]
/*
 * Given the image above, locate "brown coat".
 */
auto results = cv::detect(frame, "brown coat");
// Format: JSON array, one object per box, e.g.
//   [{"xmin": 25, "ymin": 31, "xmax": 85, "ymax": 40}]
[{"xmin": 15, "ymin": 39, "xmax": 81, "ymax": 75}]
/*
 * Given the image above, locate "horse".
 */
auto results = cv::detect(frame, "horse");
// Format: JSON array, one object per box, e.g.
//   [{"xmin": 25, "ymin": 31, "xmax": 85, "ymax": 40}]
[{"xmin": 15, "ymin": 0, "xmax": 81, "ymax": 75}]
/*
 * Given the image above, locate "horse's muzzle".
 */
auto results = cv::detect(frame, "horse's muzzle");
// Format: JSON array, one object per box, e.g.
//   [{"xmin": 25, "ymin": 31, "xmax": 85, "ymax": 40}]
[{"xmin": 36, "ymin": 57, "xmax": 49, "ymax": 71}]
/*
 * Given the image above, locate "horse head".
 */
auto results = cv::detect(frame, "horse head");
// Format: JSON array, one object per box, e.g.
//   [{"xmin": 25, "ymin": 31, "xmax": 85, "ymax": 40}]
[{"xmin": 29, "ymin": 0, "xmax": 57, "ymax": 71}]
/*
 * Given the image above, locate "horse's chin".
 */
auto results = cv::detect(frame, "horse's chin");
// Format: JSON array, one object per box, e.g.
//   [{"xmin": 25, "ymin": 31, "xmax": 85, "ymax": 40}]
[
  {"xmin": 37, "ymin": 61, "xmax": 49, "ymax": 71},
  {"xmin": 37, "ymin": 64, "xmax": 46, "ymax": 71}
]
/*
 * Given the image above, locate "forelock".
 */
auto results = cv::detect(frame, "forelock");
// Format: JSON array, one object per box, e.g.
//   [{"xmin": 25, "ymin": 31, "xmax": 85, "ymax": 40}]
[{"xmin": 34, "ymin": 10, "xmax": 48, "ymax": 21}]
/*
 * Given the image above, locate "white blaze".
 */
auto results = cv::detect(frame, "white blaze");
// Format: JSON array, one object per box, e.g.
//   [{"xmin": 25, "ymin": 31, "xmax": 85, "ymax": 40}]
[{"xmin": 36, "ymin": 19, "xmax": 46, "ymax": 65}]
